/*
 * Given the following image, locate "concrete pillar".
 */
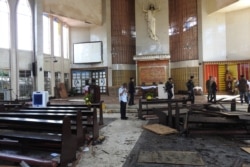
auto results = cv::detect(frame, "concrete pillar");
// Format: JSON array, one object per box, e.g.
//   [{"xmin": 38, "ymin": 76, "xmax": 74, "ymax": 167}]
[
  {"xmin": 33, "ymin": 0, "xmax": 44, "ymax": 91},
  {"xmin": 9, "ymin": 0, "xmax": 18, "ymax": 100}
]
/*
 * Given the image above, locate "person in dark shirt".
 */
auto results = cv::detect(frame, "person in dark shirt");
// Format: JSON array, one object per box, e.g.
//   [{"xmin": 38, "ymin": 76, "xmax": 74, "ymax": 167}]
[
  {"xmin": 206, "ymin": 76, "xmax": 212, "ymax": 102},
  {"xmin": 238, "ymin": 75, "xmax": 248, "ymax": 104},
  {"xmin": 165, "ymin": 77, "xmax": 173, "ymax": 99},
  {"xmin": 210, "ymin": 77, "xmax": 217, "ymax": 103},
  {"xmin": 128, "ymin": 77, "xmax": 135, "ymax": 105},
  {"xmin": 186, "ymin": 76, "xmax": 195, "ymax": 104}
]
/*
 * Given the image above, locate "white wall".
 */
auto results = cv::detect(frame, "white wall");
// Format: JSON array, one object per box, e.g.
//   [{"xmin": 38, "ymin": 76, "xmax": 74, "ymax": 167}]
[
  {"xmin": 0, "ymin": 49, "xmax": 10, "ymax": 69},
  {"xmin": 226, "ymin": 8, "xmax": 250, "ymax": 60},
  {"xmin": 201, "ymin": 0, "xmax": 250, "ymax": 62},
  {"xmin": 17, "ymin": 50, "xmax": 33, "ymax": 70},
  {"xmin": 70, "ymin": 27, "xmax": 91, "ymax": 69},
  {"xmin": 201, "ymin": 0, "xmax": 227, "ymax": 62}
]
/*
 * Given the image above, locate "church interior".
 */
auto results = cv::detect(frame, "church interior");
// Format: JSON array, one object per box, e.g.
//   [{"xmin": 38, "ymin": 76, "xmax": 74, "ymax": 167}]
[{"xmin": 1, "ymin": 0, "xmax": 250, "ymax": 166}]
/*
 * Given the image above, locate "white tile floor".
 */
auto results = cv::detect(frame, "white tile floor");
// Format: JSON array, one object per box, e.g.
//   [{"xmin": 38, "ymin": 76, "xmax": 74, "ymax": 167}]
[{"xmin": 74, "ymin": 113, "xmax": 147, "ymax": 167}]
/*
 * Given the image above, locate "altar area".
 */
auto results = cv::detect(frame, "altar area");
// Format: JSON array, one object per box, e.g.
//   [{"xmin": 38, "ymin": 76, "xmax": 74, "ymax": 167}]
[
  {"xmin": 135, "ymin": 84, "xmax": 173, "ymax": 99},
  {"xmin": 133, "ymin": 54, "xmax": 171, "ymax": 99}
]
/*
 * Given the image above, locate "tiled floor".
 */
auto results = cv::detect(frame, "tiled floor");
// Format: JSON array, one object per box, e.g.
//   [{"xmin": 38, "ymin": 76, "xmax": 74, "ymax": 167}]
[{"xmin": 72, "ymin": 94, "xmax": 250, "ymax": 167}]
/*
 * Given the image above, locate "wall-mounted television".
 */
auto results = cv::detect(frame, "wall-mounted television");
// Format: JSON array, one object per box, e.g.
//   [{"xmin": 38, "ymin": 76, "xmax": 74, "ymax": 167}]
[
  {"xmin": 32, "ymin": 91, "xmax": 48, "ymax": 107},
  {"xmin": 73, "ymin": 41, "xmax": 103, "ymax": 64}
]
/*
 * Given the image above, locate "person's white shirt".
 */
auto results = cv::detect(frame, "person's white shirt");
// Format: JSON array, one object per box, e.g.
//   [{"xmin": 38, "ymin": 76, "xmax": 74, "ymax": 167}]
[
  {"xmin": 84, "ymin": 85, "xmax": 89, "ymax": 93},
  {"xmin": 247, "ymin": 80, "xmax": 250, "ymax": 91},
  {"xmin": 118, "ymin": 86, "xmax": 128, "ymax": 102}
]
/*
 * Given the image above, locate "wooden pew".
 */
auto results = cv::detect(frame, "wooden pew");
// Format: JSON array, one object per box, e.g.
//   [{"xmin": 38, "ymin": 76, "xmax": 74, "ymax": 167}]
[
  {"xmin": 16, "ymin": 107, "xmax": 99, "ymax": 140},
  {"xmin": 0, "ymin": 116, "xmax": 77, "ymax": 166},
  {"xmin": 0, "ymin": 103, "xmax": 24, "ymax": 111},
  {"xmin": 0, "ymin": 110, "xmax": 84, "ymax": 148},
  {"xmin": 138, "ymin": 98, "xmax": 193, "ymax": 130},
  {"xmin": 47, "ymin": 101, "xmax": 104, "ymax": 125}
]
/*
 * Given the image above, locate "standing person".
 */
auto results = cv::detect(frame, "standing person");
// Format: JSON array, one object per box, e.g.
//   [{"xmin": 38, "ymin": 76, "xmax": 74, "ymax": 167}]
[
  {"xmin": 210, "ymin": 77, "xmax": 217, "ymax": 103},
  {"xmin": 165, "ymin": 77, "xmax": 173, "ymax": 99},
  {"xmin": 225, "ymin": 70, "xmax": 233, "ymax": 92},
  {"xmin": 238, "ymin": 75, "xmax": 248, "ymax": 104},
  {"xmin": 84, "ymin": 80, "xmax": 89, "ymax": 95},
  {"xmin": 128, "ymin": 77, "xmax": 135, "ymax": 105},
  {"xmin": 232, "ymin": 77, "xmax": 239, "ymax": 95},
  {"xmin": 206, "ymin": 76, "xmax": 212, "ymax": 102},
  {"xmin": 119, "ymin": 83, "xmax": 128, "ymax": 120},
  {"xmin": 186, "ymin": 76, "xmax": 195, "ymax": 104}
]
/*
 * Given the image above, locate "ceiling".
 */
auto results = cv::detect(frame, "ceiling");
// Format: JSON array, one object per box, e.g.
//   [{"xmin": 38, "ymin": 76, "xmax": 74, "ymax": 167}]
[
  {"xmin": 51, "ymin": 14, "xmax": 94, "ymax": 27},
  {"xmin": 44, "ymin": 0, "xmax": 250, "ymax": 27},
  {"xmin": 218, "ymin": 0, "xmax": 250, "ymax": 13},
  {"xmin": 43, "ymin": 0, "xmax": 102, "ymax": 28}
]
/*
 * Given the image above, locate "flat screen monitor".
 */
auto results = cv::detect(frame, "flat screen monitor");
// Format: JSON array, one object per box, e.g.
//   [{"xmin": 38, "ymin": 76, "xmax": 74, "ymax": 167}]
[
  {"xmin": 73, "ymin": 41, "xmax": 103, "ymax": 64},
  {"xmin": 32, "ymin": 91, "xmax": 48, "ymax": 107}
]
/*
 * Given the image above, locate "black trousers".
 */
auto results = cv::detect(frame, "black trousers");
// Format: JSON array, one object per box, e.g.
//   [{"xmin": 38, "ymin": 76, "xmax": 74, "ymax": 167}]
[
  {"xmin": 188, "ymin": 90, "xmax": 195, "ymax": 104},
  {"xmin": 167, "ymin": 90, "xmax": 173, "ymax": 99},
  {"xmin": 210, "ymin": 91, "xmax": 216, "ymax": 103},
  {"xmin": 120, "ymin": 101, "xmax": 127, "ymax": 118},
  {"xmin": 129, "ymin": 92, "xmax": 135, "ymax": 105}
]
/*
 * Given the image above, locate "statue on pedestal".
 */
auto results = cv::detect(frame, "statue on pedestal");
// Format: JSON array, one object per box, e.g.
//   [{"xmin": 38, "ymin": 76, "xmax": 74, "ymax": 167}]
[{"xmin": 143, "ymin": 1, "xmax": 160, "ymax": 41}]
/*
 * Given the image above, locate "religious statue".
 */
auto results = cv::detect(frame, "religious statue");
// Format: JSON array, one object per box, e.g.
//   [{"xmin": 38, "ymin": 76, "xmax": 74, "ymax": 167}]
[
  {"xmin": 225, "ymin": 70, "xmax": 233, "ymax": 92},
  {"xmin": 143, "ymin": 1, "xmax": 160, "ymax": 41}
]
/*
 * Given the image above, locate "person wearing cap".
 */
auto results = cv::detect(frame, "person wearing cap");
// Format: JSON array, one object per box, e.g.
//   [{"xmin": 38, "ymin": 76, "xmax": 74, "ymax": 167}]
[
  {"xmin": 165, "ymin": 77, "xmax": 173, "ymax": 99},
  {"xmin": 128, "ymin": 77, "xmax": 135, "ymax": 105},
  {"xmin": 186, "ymin": 76, "xmax": 195, "ymax": 104},
  {"xmin": 238, "ymin": 75, "xmax": 248, "ymax": 104}
]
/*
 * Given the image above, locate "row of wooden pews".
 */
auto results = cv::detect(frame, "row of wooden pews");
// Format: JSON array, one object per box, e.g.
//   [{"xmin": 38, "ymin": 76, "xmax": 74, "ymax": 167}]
[{"xmin": 0, "ymin": 101, "xmax": 103, "ymax": 166}]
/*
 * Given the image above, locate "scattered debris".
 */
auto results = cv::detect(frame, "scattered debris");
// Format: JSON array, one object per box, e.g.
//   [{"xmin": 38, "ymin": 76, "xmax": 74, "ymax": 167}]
[{"xmin": 102, "ymin": 150, "xmax": 109, "ymax": 154}]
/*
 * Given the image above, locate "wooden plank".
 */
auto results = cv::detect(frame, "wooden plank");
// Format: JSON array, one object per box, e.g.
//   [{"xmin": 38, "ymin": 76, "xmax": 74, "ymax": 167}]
[
  {"xmin": 238, "ymin": 115, "xmax": 250, "ymax": 121},
  {"xmin": 220, "ymin": 112, "xmax": 250, "ymax": 116}
]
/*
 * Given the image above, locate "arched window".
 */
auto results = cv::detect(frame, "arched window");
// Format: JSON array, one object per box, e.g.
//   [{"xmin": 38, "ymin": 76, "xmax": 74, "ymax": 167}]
[
  {"xmin": 43, "ymin": 14, "xmax": 51, "ymax": 54},
  {"xmin": 53, "ymin": 18, "xmax": 61, "ymax": 57},
  {"xmin": 17, "ymin": 0, "xmax": 32, "ymax": 51},
  {"xmin": 0, "ymin": 0, "xmax": 10, "ymax": 49},
  {"xmin": 63, "ymin": 24, "xmax": 69, "ymax": 59}
]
